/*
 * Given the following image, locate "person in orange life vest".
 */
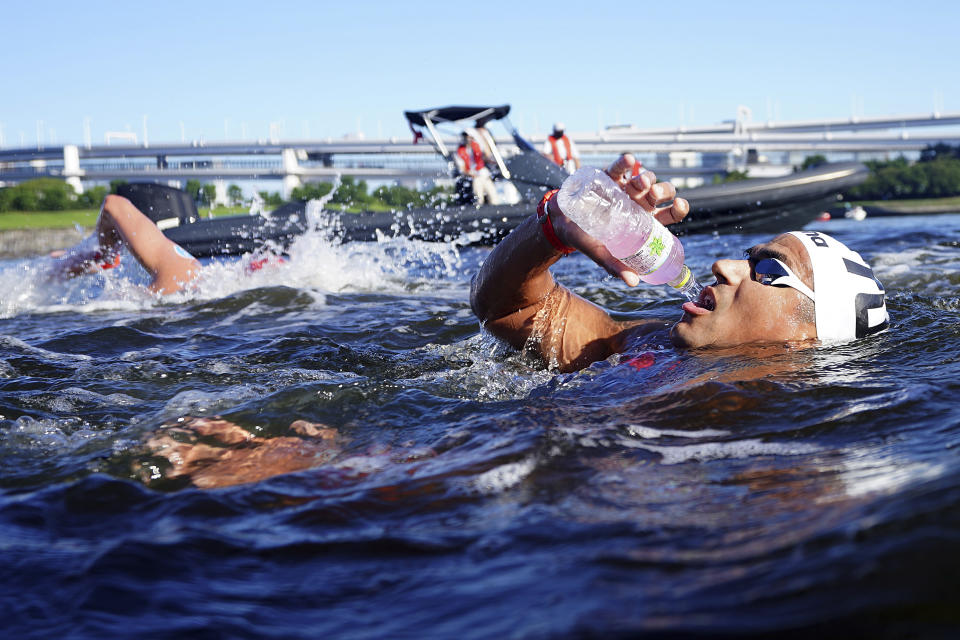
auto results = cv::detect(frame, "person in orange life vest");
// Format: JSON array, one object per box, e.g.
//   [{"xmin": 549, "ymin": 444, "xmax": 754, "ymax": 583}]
[
  {"xmin": 542, "ymin": 122, "xmax": 581, "ymax": 173},
  {"xmin": 455, "ymin": 132, "xmax": 485, "ymax": 177},
  {"xmin": 454, "ymin": 132, "xmax": 499, "ymax": 205}
]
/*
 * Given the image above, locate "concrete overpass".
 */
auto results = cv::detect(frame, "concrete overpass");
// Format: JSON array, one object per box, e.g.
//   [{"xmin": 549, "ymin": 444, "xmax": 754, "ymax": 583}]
[{"xmin": 2, "ymin": 109, "xmax": 959, "ymax": 198}]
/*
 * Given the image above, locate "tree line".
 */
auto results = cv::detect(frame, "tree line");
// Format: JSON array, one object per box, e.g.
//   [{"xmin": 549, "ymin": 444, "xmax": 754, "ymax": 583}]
[
  {"xmin": 0, "ymin": 176, "xmax": 452, "ymax": 213},
  {"xmin": 713, "ymin": 146, "xmax": 960, "ymax": 199},
  {"xmin": 842, "ymin": 143, "xmax": 960, "ymax": 200},
  {"xmin": 287, "ymin": 177, "xmax": 452, "ymax": 209}
]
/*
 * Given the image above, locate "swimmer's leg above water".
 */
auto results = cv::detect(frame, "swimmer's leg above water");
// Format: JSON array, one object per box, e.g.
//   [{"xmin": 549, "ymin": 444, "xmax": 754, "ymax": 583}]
[{"xmin": 52, "ymin": 194, "xmax": 201, "ymax": 295}]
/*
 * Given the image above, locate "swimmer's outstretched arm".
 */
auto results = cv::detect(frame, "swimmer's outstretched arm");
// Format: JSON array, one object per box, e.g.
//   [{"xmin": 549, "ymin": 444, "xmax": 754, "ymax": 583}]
[
  {"xmin": 142, "ymin": 416, "xmax": 342, "ymax": 489},
  {"xmin": 470, "ymin": 155, "xmax": 689, "ymax": 371},
  {"xmin": 98, "ymin": 194, "xmax": 201, "ymax": 294}
]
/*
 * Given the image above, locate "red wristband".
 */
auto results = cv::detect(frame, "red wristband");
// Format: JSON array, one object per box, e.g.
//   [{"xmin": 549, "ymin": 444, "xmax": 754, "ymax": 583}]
[
  {"xmin": 536, "ymin": 189, "xmax": 576, "ymax": 255},
  {"xmin": 93, "ymin": 251, "xmax": 121, "ymax": 270}
]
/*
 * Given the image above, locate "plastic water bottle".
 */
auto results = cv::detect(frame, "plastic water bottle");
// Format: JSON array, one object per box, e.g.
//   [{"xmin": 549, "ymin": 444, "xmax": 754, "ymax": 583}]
[{"xmin": 556, "ymin": 167, "xmax": 702, "ymax": 301}]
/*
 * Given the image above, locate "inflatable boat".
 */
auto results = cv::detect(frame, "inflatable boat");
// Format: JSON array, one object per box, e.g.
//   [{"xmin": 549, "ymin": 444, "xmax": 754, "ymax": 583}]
[{"xmin": 118, "ymin": 105, "xmax": 868, "ymax": 258}]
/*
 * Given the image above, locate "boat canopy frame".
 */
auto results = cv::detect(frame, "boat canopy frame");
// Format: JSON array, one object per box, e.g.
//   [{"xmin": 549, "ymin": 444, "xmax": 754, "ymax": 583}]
[{"xmin": 404, "ymin": 105, "xmax": 517, "ymax": 180}]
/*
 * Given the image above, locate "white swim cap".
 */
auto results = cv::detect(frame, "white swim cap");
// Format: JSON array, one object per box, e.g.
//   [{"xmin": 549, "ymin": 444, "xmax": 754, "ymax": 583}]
[
  {"xmin": 553, "ymin": 122, "xmax": 565, "ymax": 132},
  {"xmin": 788, "ymin": 231, "xmax": 888, "ymax": 343}
]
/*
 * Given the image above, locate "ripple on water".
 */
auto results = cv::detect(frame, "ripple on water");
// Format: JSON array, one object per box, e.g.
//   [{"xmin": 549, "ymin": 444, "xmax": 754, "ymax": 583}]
[{"xmin": 0, "ymin": 216, "xmax": 958, "ymax": 637}]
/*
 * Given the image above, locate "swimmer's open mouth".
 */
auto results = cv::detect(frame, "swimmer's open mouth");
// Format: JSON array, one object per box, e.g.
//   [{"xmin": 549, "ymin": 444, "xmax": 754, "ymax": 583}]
[
  {"xmin": 681, "ymin": 287, "xmax": 715, "ymax": 316},
  {"xmin": 698, "ymin": 288, "xmax": 716, "ymax": 311}
]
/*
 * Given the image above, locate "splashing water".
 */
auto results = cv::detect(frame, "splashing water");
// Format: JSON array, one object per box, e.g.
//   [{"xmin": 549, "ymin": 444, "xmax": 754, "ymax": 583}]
[{"xmin": 0, "ymin": 207, "xmax": 470, "ymax": 319}]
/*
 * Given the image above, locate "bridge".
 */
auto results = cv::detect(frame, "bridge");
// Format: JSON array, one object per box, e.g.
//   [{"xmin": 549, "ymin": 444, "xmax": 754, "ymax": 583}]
[{"xmin": 2, "ymin": 109, "xmax": 959, "ymax": 200}]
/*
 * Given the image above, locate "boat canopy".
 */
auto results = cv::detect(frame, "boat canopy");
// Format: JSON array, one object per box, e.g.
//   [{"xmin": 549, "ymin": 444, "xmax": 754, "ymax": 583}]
[
  {"xmin": 403, "ymin": 103, "xmax": 567, "ymax": 192},
  {"xmin": 404, "ymin": 105, "xmax": 511, "ymax": 127}
]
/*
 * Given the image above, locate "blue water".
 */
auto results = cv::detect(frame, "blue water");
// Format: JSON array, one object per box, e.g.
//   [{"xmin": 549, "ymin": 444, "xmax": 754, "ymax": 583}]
[{"xmin": 1, "ymin": 214, "xmax": 959, "ymax": 638}]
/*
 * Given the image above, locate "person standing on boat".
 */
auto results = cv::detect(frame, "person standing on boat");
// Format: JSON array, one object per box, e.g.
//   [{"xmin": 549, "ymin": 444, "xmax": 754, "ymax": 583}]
[
  {"xmin": 454, "ymin": 132, "xmax": 499, "ymax": 205},
  {"xmin": 455, "ymin": 132, "xmax": 484, "ymax": 177},
  {"xmin": 470, "ymin": 154, "xmax": 888, "ymax": 372},
  {"xmin": 542, "ymin": 122, "xmax": 581, "ymax": 173},
  {"xmin": 472, "ymin": 123, "xmax": 501, "ymax": 205}
]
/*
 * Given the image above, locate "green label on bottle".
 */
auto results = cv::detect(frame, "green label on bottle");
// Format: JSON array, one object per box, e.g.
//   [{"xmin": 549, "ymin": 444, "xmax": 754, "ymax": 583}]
[{"xmin": 627, "ymin": 225, "xmax": 674, "ymax": 275}]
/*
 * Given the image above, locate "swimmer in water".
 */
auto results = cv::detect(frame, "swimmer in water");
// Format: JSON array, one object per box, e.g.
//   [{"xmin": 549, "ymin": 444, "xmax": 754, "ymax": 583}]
[
  {"xmin": 50, "ymin": 194, "xmax": 283, "ymax": 293},
  {"xmin": 50, "ymin": 194, "xmax": 202, "ymax": 294},
  {"xmin": 470, "ymin": 154, "xmax": 888, "ymax": 372}
]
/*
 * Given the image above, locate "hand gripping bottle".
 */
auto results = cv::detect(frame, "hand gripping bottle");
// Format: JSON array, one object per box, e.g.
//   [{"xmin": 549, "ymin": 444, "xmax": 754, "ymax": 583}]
[{"xmin": 556, "ymin": 167, "xmax": 702, "ymax": 301}]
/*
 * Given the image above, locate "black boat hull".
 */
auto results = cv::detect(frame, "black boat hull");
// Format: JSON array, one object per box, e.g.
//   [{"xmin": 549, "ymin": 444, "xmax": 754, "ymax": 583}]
[{"xmin": 121, "ymin": 163, "xmax": 868, "ymax": 258}]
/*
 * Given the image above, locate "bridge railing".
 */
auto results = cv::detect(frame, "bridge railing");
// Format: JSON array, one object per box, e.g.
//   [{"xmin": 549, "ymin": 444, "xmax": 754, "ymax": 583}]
[{"xmin": 0, "ymin": 166, "xmax": 59, "ymax": 179}]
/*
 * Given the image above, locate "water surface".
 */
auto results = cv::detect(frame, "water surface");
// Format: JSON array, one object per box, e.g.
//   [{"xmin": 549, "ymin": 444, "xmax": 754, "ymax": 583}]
[{"xmin": 1, "ymin": 213, "xmax": 959, "ymax": 638}]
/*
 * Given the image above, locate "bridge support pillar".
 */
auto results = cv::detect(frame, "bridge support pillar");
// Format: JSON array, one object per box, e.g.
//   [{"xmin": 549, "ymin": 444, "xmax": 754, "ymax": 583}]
[
  {"xmin": 63, "ymin": 144, "xmax": 84, "ymax": 194},
  {"xmin": 281, "ymin": 147, "xmax": 302, "ymax": 199}
]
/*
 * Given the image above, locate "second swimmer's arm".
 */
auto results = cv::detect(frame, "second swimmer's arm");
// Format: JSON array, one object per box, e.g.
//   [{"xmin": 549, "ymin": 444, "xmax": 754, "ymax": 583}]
[{"xmin": 99, "ymin": 194, "xmax": 201, "ymax": 295}]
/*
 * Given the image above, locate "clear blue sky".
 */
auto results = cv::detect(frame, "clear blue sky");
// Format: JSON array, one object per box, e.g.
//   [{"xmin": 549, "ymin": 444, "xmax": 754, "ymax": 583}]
[{"xmin": 3, "ymin": 0, "xmax": 957, "ymax": 147}]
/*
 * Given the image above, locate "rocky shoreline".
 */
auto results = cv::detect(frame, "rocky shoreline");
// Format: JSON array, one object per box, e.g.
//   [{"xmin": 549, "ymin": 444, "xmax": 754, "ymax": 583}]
[{"xmin": 0, "ymin": 228, "xmax": 91, "ymax": 259}]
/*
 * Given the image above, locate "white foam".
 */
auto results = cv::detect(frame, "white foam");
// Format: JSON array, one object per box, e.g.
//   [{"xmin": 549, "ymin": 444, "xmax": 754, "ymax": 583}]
[
  {"xmin": 408, "ymin": 334, "xmax": 557, "ymax": 402},
  {"xmin": 869, "ymin": 244, "xmax": 960, "ymax": 294},
  {"xmin": 631, "ymin": 438, "xmax": 820, "ymax": 465},
  {"xmin": 59, "ymin": 386, "xmax": 141, "ymax": 407},
  {"xmin": 0, "ymin": 254, "xmax": 158, "ymax": 318},
  {"xmin": 332, "ymin": 453, "xmax": 392, "ymax": 475},
  {"xmin": 626, "ymin": 425, "xmax": 730, "ymax": 439},
  {"xmin": 0, "ymin": 212, "xmax": 470, "ymax": 318},
  {"xmin": 0, "ymin": 415, "xmax": 103, "ymax": 453},
  {"xmin": 472, "ymin": 458, "xmax": 537, "ymax": 494}
]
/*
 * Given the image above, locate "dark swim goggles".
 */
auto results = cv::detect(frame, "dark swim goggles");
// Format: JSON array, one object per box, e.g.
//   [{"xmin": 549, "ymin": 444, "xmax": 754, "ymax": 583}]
[{"xmin": 753, "ymin": 258, "xmax": 815, "ymax": 301}]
